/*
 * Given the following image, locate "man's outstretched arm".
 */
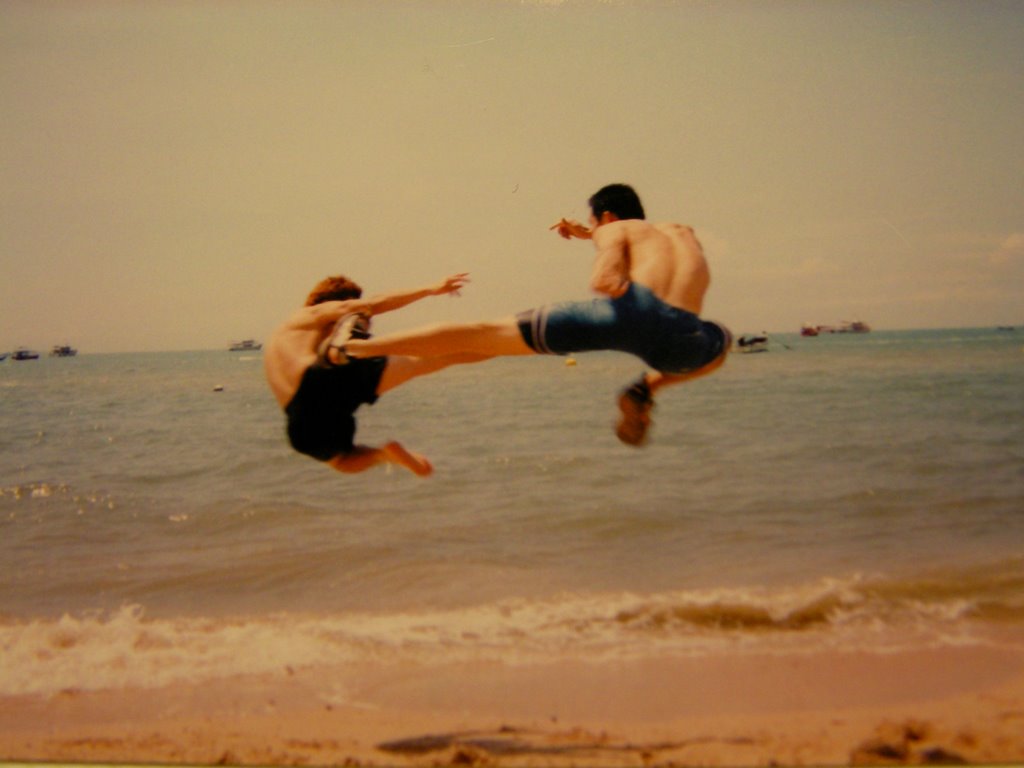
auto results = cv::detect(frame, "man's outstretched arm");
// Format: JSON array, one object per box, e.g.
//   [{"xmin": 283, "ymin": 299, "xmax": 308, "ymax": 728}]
[
  {"xmin": 361, "ymin": 273, "xmax": 469, "ymax": 317},
  {"xmin": 549, "ymin": 218, "xmax": 592, "ymax": 240},
  {"xmin": 292, "ymin": 273, "xmax": 467, "ymax": 333}
]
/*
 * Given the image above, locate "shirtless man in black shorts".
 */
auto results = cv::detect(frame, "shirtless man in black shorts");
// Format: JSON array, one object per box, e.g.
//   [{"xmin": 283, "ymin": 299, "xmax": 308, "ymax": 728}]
[{"xmin": 264, "ymin": 273, "xmax": 485, "ymax": 477}]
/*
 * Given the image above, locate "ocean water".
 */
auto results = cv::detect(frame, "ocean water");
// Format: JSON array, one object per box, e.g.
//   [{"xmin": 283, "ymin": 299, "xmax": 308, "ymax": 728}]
[{"xmin": 1, "ymin": 329, "xmax": 1023, "ymax": 697}]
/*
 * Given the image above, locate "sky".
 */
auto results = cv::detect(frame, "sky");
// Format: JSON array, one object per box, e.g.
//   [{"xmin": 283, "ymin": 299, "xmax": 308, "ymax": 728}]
[{"xmin": 2, "ymin": 0, "xmax": 1022, "ymax": 353}]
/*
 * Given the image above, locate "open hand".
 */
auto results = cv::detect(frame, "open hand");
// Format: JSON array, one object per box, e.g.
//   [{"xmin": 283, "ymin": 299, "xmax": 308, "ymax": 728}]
[
  {"xmin": 434, "ymin": 272, "xmax": 470, "ymax": 296},
  {"xmin": 549, "ymin": 218, "xmax": 592, "ymax": 240}
]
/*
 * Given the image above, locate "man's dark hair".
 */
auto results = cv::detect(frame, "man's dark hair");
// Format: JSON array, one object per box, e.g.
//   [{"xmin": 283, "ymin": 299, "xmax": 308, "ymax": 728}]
[
  {"xmin": 588, "ymin": 183, "xmax": 646, "ymax": 221},
  {"xmin": 305, "ymin": 276, "xmax": 363, "ymax": 306}
]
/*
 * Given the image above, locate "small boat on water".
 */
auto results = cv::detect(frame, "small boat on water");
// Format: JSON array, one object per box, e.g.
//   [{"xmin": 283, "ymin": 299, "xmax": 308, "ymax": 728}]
[
  {"xmin": 229, "ymin": 339, "xmax": 262, "ymax": 352},
  {"xmin": 12, "ymin": 347, "xmax": 40, "ymax": 361},
  {"xmin": 50, "ymin": 344, "xmax": 78, "ymax": 357},
  {"xmin": 838, "ymin": 320, "xmax": 871, "ymax": 333},
  {"xmin": 801, "ymin": 320, "xmax": 871, "ymax": 336},
  {"xmin": 0, "ymin": 352, "xmax": 9, "ymax": 362},
  {"xmin": 736, "ymin": 334, "xmax": 769, "ymax": 353}
]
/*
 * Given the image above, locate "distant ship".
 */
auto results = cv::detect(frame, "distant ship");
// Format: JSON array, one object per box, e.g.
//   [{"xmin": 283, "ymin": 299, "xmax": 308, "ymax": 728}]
[
  {"xmin": 12, "ymin": 347, "xmax": 40, "ymax": 360},
  {"xmin": 801, "ymin": 321, "xmax": 871, "ymax": 336},
  {"xmin": 50, "ymin": 344, "xmax": 78, "ymax": 357},
  {"xmin": 229, "ymin": 339, "xmax": 262, "ymax": 352}
]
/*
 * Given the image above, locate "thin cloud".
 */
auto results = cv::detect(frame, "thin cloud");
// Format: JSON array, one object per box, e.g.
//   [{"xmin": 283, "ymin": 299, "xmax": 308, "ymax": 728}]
[{"xmin": 989, "ymin": 232, "xmax": 1024, "ymax": 266}]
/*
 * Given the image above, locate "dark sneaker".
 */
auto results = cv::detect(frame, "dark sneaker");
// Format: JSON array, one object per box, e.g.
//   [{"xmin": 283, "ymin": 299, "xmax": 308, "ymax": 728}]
[
  {"xmin": 616, "ymin": 378, "xmax": 654, "ymax": 446},
  {"xmin": 319, "ymin": 313, "xmax": 370, "ymax": 366}
]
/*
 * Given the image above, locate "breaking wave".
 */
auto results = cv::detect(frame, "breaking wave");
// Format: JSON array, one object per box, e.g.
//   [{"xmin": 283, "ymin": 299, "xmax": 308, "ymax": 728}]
[{"xmin": 2, "ymin": 561, "xmax": 1021, "ymax": 697}]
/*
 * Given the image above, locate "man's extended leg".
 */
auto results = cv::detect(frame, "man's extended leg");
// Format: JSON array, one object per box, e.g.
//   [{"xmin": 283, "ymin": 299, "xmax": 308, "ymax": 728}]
[
  {"xmin": 328, "ymin": 443, "xmax": 433, "ymax": 477},
  {"xmin": 326, "ymin": 353, "xmax": 493, "ymax": 478},
  {"xmin": 347, "ymin": 317, "xmax": 534, "ymax": 360},
  {"xmin": 377, "ymin": 351, "xmax": 493, "ymax": 395}
]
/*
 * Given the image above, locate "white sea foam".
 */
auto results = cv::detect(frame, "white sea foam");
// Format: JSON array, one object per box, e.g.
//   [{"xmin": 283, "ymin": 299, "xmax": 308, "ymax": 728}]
[{"xmin": 2, "ymin": 568, "xmax": 1019, "ymax": 697}]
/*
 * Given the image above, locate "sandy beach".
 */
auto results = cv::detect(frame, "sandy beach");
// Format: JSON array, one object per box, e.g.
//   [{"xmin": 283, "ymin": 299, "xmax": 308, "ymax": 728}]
[{"xmin": 3, "ymin": 645, "xmax": 1023, "ymax": 766}]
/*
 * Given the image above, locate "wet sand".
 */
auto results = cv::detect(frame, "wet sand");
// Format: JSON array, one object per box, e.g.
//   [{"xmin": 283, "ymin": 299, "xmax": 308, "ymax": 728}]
[{"xmin": 2, "ymin": 645, "xmax": 1024, "ymax": 766}]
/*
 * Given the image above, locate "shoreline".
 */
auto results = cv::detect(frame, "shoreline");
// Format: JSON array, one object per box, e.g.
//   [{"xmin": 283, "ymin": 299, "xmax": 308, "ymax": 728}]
[{"xmin": 3, "ymin": 645, "xmax": 1024, "ymax": 766}]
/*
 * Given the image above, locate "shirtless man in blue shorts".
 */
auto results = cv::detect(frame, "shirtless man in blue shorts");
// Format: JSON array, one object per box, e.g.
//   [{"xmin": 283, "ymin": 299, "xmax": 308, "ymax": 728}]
[
  {"xmin": 264, "ymin": 272, "xmax": 487, "ymax": 476},
  {"xmin": 344, "ymin": 184, "xmax": 731, "ymax": 446}
]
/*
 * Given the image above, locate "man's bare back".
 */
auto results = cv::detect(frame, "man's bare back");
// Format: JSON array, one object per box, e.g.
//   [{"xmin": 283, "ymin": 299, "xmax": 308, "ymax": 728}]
[
  {"xmin": 264, "ymin": 301, "xmax": 350, "ymax": 409},
  {"xmin": 589, "ymin": 219, "xmax": 710, "ymax": 316}
]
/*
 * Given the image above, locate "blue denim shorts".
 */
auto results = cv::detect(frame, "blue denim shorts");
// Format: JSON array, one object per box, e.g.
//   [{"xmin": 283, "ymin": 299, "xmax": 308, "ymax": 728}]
[{"xmin": 516, "ymin": 283, "xmax": 729, "ymax": 374}]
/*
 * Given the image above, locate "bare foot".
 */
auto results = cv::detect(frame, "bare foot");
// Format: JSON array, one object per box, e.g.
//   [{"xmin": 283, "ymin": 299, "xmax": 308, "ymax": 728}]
[{"xmin": 384, "ymin": 441, "xmax": 434, "ymax": 477}]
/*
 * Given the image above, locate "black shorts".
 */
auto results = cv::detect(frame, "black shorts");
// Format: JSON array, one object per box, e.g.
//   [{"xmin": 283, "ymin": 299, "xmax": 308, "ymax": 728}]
[{"xmin": 284, "ymin": 357, "xmax": 387, "ymax": 461}]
